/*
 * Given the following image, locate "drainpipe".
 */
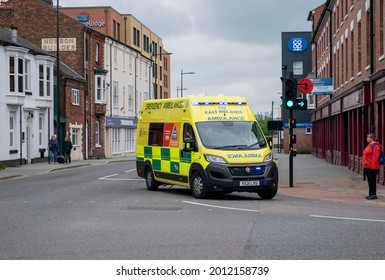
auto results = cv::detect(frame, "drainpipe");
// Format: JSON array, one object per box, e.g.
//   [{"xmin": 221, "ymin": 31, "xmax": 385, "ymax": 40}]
[
  {"xmin": 369, "ymin": 0, "xmax": 375, "ymax": 133},
  {"xmin": 20, "ymin": 106, "xmax": 22, "ymax": 165},
  {"xmin": 135, "ymin": 53, "xmax": 139, "ymax": 115},
  {"xmin": 124, "ymin": 16, "xmax": 127, "ymax": 45},
  {"xmin": 110, "ymin": 40, "xmax": 113, "ymax": 116}
]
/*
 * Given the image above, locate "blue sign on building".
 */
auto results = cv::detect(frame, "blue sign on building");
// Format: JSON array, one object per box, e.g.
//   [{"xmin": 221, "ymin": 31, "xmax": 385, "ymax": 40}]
[
  {"xmin": 106, "ymin": 117, "xmax": 137, "ymax": 128},
  {"xmin": 283, "ymin": 122, "xmax": 312, "ymax": 128},
  {"xmin": 287, "ymin": 37, "xmax": 308, "ymax": 52},
  {"xmin": 310, "ymin": 78, "xmax": 334, "ymax": 95}
]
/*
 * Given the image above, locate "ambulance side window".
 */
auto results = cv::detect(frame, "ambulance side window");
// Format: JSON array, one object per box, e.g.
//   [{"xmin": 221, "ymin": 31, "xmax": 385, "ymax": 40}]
[
  {"xmin": 183, "ymin": 123, "xmax": 195, "ymax": 141},
  {"xmin": 148, "ymin": 123, "xmax": 164, "ymax": 146}
]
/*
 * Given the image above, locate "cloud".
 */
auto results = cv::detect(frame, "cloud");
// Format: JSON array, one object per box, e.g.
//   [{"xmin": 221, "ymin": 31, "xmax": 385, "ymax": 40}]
[{"xmin": 61, "ymin": 0, "xmax": 325, "ymax": 113}]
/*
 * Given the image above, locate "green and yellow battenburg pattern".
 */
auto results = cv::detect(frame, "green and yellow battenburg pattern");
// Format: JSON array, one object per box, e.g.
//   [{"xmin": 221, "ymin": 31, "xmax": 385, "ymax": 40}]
[{"xmin": 137, "ymin": 145, "xmax": 192, "ymax": 176}]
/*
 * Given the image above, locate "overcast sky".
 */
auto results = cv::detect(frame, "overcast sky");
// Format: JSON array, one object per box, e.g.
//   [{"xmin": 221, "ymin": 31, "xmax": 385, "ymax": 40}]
[{"xmin": 60, "ymin": 0, "xmax": 325, "ymax": 115}]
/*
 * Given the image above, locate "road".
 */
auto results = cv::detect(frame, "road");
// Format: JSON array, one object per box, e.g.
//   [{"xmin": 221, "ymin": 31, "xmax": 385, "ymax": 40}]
[{"xmin": 0, "ymin": 161, "xmax": 384, "ymax": 259}]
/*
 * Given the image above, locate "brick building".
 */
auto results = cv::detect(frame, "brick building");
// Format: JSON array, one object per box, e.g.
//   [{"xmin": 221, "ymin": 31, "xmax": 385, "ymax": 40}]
[
  {"xmin": 0, "ymin": 0, "xmax": 107, "ymax": 160},
  {"xmin": 308, "ymin": 0, "xmax": 385, "ymax": 184},
  {"xmin": 60, "ymin": 5, "xmax": 171, "ymax": 158}
]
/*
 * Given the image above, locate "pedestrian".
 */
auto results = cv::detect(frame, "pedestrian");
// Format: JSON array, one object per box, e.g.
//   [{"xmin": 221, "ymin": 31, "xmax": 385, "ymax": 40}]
[
  {"xmin": 48, "ymin": 134, "xmax": 58, "ymax": 164},
  {"xmin": 63, "ymin": 136, "xmax": 73, "ymax": 164},
  {"xmin": 363, "ymin": 133, "xmax": 382, "ymax": 200}
]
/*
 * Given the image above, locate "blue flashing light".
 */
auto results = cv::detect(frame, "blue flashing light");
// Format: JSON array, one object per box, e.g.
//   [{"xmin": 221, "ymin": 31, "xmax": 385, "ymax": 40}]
[{"xmin": 255, "ymin": 166, "xmax": 262, "ymax": 171}]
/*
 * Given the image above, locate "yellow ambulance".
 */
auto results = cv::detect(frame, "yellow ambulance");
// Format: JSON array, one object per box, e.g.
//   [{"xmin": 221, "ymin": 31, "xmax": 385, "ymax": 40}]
[{"xmin": 136, "ymin": 96, "xmax": 278, "ymax": 199}]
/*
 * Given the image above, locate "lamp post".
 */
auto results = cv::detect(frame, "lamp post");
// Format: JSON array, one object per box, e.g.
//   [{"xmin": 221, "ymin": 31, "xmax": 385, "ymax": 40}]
[
  {"xmin": 56, "ymin": 0, "xmax": 61, "ymax": 146},
  {"xmin": 180, "ymin": 69, "xmax": 195, "ymax": 97}
]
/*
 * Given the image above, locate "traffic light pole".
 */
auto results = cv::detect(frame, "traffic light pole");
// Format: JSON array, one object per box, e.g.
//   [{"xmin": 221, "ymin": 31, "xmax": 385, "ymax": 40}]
[{"xmin": 289, "ymin": 108, "xmax": 294, "ymax": 188}]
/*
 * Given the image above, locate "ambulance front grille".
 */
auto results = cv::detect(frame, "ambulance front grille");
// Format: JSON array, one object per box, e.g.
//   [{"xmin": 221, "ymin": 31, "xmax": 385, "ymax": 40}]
[{"xmin": 228, "ymin": 166, "xmax": 265, "ymax": 176}]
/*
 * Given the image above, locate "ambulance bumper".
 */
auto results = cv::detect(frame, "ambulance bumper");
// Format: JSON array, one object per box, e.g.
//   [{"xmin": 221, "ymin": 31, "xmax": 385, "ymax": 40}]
[{"xmin": 204, "ymin": 161, "xmax": 278, "ymax": 193}]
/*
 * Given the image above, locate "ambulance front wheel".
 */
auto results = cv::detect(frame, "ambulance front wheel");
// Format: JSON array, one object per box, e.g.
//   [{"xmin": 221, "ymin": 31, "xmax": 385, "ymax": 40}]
[
  {"xmin": 145, "ymin": 167, "xmax": 159, "ymax": 191},
  {"xmin": 257, "ymin": 187, "xmax": 277, "ymax": 199},
  {"xmin": 190, "ymin": 171, "xmax": 207, "ymax": 199}
]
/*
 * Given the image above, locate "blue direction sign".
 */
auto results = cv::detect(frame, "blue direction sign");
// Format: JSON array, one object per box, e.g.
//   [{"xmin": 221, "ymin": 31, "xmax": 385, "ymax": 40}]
[{"xmin": 310, "ymin": 78, "xmax": 334, "ymax": 95}]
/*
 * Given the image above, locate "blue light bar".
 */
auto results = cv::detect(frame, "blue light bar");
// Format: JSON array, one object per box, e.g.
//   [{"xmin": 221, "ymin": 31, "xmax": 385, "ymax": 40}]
[{"xmin": 192, "ymin": 101, "xmax": 246, "ymax": 106}]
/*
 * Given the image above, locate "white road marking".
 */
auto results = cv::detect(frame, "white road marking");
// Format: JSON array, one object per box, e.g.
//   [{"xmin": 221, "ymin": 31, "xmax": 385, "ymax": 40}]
[
  {"xmin": 310, "ymin": 215, "xmax": 385, "ymax": 223},
  {"xmin": 99, "ymin": 174, "xmax": 119, "ymax": 179},
  {"xmin": 125, "ymin": 169, "xmax": 136, "ymax": 173},
  {"xmin": 99, "ymin": 173, "xmax": 142, "ymax": 181},
  {"xmin": 182, "ymin": 200, "xmax": 259, "ymax": 212}
]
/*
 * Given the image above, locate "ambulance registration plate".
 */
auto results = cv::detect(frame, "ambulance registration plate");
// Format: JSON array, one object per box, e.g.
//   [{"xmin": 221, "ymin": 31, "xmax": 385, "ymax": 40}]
[{"xmin": 239, "ymin": 181, "xmax": 260, "ymax": 187}]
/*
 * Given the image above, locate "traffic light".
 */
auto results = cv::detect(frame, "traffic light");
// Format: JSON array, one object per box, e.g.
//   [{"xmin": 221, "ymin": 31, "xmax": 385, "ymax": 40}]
[
  {"xmin": 289, "ymin": 119, "xmax": 296, "ymax": 128},
  {"xmin": 289, "ymin": 134, "xmax": 296, "ymax": 145},
  {"xmin": 284, "ymin": 78, "xmax": 297, "ymax": 109}
]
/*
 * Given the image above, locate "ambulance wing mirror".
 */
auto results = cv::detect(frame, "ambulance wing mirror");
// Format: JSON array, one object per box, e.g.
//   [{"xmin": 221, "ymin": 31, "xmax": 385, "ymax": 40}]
[
  {"xmin": 265, "ymin": 136, "xmax": 273, "ymax": 150},
  {"xmin": 183, "ymin": 137, "xmax": 197, "ymax": 152}
]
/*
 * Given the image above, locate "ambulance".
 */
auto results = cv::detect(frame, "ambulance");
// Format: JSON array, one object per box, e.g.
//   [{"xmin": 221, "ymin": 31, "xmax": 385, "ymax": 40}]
[{"xmin": 136, "ymin": 96, "xmax": 278, "ymax": 199}]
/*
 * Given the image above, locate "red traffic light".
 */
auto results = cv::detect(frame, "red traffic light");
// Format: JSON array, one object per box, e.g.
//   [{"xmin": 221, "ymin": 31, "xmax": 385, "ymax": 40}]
[
  {"xmin": 290, "ymin": 134, "xmax": 296, "ymax": 144},
  {"xmin": 289, "ymin": 119, "xmax": 296, "ymax": 128}
]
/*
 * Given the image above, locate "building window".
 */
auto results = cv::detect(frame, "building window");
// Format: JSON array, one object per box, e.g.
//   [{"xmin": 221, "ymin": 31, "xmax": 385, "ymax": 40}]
[
  {"xmin": 95, "ymin": 75, "xmax": 106, "ymax": 103},
  {"xmin": 24, "ymin": 60, "xmax": 30, "ymax": 92},
  {"xmin": 114, "ymin": 46, "xmax": 118, "ymax": 68},
  {"xmin": 305, "ymin": 127, "xmax": 312, "ymax": 135},
  {"xmin": 72, "ymin": 88, "xmax": 80, "ymax": 105},
  {"xmin": 293, "ymin": 61, "xmax": 303, "ymax": 75},
  {"xmin": 39, "ymin": 114, "xmax": 44, "ymax": 146},
  {"xmin": 125, "ymin": 129, "xmax": 135, "ymax": 151},
  {"xmin": 9, "ymin": 57, "xmax": 15, "ymax": 92},
  {"xmin": 128, "ymin": 85, "xmax": 134, "ymax": 113},
  {"xmin": 133, "ymin": 27, "xmax": 140, "ymax": 47},
  {"xmin": 95, "ymin": 120, "xmax": 100, "ymax": 147},
  {"xmin": 39, "ymin": 64, "xmax": 52, "ymax": 97},
  {"xmin": 113, "ymin": 20, "xmax": 116, "ymax": 39},
  {"xmin": 113, "ymin": 81, "xmax": 119, "ymax": 109},
  {"xmin": 117, "ymin": 23, "xmax": 120, "ymax": 41},
  {"xmin": 46, "ymin": 66, "xmax": 51, "ymax": 96},
  {"xmin": 71, "ymin": 128, "xmax": 80, "ymax": 146},
  {"xmin": 9, "ymin": 57, "xmax": 25, "ymax": 93},
  {"xmin": 112, "ymin": 128, "xmax": 120, "ymax": 153},
  {"xmin": 9, "ymin": 112, "xmax": 16, "ymax": 148}
]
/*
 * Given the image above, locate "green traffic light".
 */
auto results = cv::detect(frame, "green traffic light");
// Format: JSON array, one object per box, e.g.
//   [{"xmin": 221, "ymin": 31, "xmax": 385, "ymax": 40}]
[{"xmin": 286, "ymin": 100, "xmax": 294, "ymax": 108}]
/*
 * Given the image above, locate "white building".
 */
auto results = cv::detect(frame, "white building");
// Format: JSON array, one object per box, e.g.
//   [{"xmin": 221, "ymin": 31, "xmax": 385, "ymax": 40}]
[
  {"xmin": 0, "ymin": 28, "xmax": 55, "ymax": 166},
  {"xmin": 104, "ymin": 37, "xmax": 152, "ymax": 158}
]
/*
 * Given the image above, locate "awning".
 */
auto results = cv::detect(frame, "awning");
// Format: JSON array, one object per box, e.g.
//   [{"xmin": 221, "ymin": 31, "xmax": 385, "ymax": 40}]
[{"xmin": 54, "ymin": 115, "xmax": 66, "ymax": 124}]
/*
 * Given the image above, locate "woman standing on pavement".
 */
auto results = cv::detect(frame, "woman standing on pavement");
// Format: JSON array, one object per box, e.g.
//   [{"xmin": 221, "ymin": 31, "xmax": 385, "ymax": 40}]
[
  {"xmin": 63, "ymin": 136, "xmax": 73, "ymax": 164},
  {"xmin": 363, "ymin": 133, "xmax": 382, "ymax": 200},
  {"xmin": 48, "ymin": 134, "xmax": 58, "ymax": 164}
]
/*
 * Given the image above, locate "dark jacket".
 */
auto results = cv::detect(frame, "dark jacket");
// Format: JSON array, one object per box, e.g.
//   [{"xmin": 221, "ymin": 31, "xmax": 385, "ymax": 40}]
[
  {"xmin": 63, "ymin": 140, "xmax": 73, "ymax": 153},
  {"xmin": 48, "ymin": 139, "xmax": 58, "ymax": 151}
]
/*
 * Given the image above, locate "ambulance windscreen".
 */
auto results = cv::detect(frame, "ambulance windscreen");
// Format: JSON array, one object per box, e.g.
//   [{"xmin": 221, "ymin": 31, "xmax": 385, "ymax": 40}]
[{"xmin": 196, "ymin": 121, "xmax": 266, "ymax": 150}]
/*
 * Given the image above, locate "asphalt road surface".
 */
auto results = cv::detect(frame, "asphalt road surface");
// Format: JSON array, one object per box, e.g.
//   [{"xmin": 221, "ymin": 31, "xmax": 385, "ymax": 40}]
[{"xmin": 1, "ymin": 161, "xmax": 384, "ymax": 259}]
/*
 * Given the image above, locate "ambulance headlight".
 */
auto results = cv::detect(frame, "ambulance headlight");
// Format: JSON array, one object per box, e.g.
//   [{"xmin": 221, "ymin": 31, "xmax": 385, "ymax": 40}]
[
  {"xmin": 204, "ymin": 154, "xmax": 227, "ymax": 164},
  {"xmin": 264, "ymin": 153, "xmax": 273, "ymax": 163}
]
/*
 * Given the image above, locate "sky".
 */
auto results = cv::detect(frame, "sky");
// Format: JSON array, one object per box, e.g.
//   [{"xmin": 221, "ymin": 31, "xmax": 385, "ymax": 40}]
[{"xmin": 60, "ymin": 0, "xmax": 325, "ymax": 116}]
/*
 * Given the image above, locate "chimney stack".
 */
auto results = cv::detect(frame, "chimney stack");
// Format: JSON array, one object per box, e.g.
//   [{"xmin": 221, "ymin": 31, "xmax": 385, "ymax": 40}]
[{"xmin": 11, "ymin": 26, "xmax": 17, "ymax": 43}]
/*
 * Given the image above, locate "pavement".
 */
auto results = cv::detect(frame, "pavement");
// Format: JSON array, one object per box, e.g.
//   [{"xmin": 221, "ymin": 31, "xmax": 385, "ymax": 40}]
[{"xmin": 1, "ymin": 152, "xmax": 384, "ymax": 206}]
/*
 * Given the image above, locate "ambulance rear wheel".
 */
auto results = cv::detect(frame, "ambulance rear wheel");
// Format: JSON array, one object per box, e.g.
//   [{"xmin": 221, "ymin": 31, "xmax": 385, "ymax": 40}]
[
  {"xmin": 145, "ymin": 167, "xmax": 159, "ymax": 191},
  {"xmin": 190, "ymin": 171, "xmax": 207, "ymax": 199}
]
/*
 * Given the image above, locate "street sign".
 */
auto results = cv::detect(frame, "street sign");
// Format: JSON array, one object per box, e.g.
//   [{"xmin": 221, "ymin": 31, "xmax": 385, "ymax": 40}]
[
  {"xmin": 310, "ymin": 78, "xmax": 334, "ymax": 95},
  {"xmin": 267, "ymin": 120, "xmax": 283, "ymax": 131},
  {"xmin": 298, "ymin": 78, "xmax": 313, "ymax": 94}
]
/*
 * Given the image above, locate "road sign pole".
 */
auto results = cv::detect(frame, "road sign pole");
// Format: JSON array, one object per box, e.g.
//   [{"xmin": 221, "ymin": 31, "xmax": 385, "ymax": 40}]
[{"xmin": 289, "ymin": 108, "xmax": 293, "ymax": 188}]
